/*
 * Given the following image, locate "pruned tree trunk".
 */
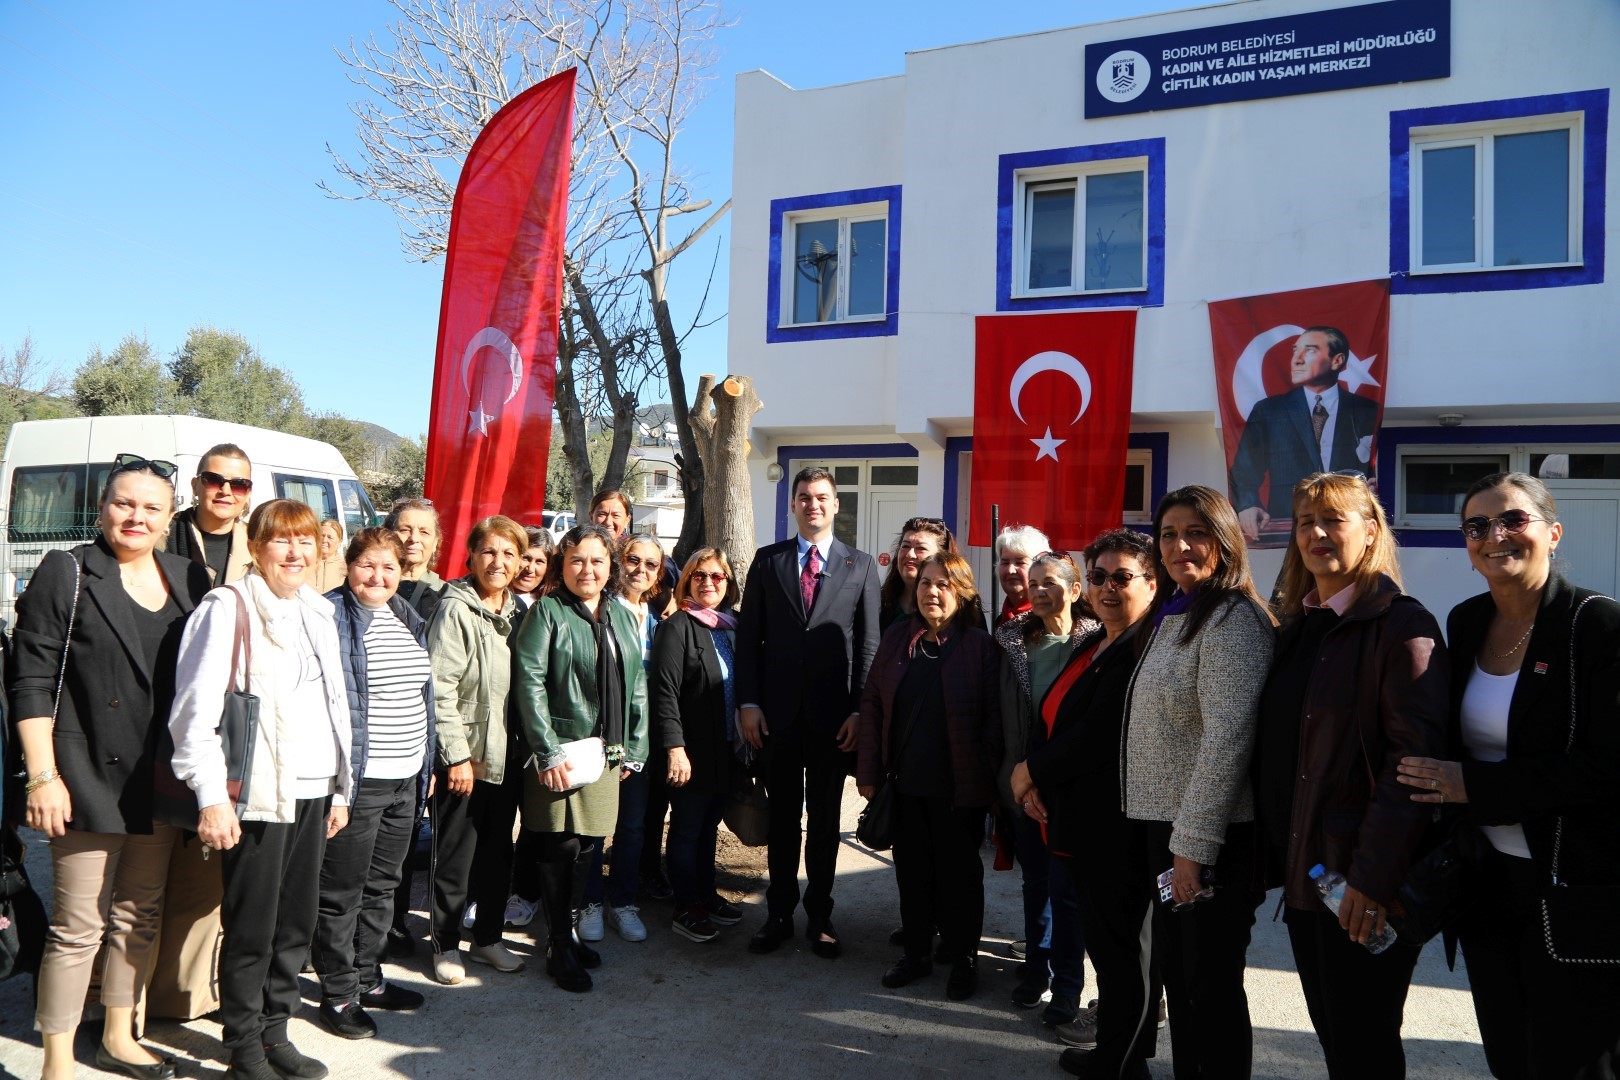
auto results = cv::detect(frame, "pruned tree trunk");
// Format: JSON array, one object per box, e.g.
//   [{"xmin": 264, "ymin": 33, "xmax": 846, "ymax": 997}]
[
  {"xmin": 689, "ymin": 373, "xmax": 763, "ymax": 598},
  {"xmin": 554, "ymin": 315, "xmax": 595, "ymax": 520}
]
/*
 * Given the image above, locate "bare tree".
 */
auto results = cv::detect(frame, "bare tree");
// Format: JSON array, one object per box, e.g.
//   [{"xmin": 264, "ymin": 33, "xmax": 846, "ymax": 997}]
[
  {"xmin": 325, "ymin": 0, "xmax": 731, "ymax": 550},
  {"xmin": 690, "ymin": 373, "xmax": 761, "ymax": 593}
]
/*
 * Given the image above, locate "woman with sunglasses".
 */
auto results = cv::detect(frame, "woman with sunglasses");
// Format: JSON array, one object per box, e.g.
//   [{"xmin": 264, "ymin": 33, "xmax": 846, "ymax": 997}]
[
  {"xmin": 650, "ymin": 549, "xmax": 747, "ymax": 942},
  {"xmin": 510, "ymin": 523, "xmax": 649, "ymax": 992},
  {"xmin": 858, "ymin": 551, "xmax": 999, "ymax": 1001},
  {"xmin": 1252, "ymin": 473, "xmax": 1447, "ymax": 1078},
  {"xmin": 1123, "ymin": 485, "xmax": 1276, "ymax": 1078},
  {"xmin": 11, "ymin": 454, "xmax": 211, "ymax": 1080},
  {"xmin": 1398, "ymin": 473, "xmax": 1620, "ymax": 1077},
  {"xmin": 1013, "ymin": 531, "xmax": 1160, "ymax": 1079},
  {"xmin": 169, "ymin": 499, "xmax": 352, "ymax": 1080},
  {"xmin": 995, "ymin": 551, "xmax": 1099, "ymax": 1027},
  {"xmin": 168, "ymin": 442, "xmax": 253, "ymax": 586},
  {"xmin": 577, "ymin": 533, "xmax": 666, "ymax": 944},
  {"xmin": 878, "ymin": 517, "xmax": 959, "ymax": 629}
]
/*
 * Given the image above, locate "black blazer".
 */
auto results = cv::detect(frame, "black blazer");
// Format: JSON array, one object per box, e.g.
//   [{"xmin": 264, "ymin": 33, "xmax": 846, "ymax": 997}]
[
  {"xmin": 650, "ymin": 609, "xmax": 736, "ymax": 797},
  {"xmin": 1446, "ymin": 573, "xmax": 1620, "ymax": 892},
  {"xmin": 1230, "ymin": 386, "xmax": 1379, "ymax": 517},
  {"xmin": 7, "ymin": 538, "xmax": 212, "ymax": 834},
  {"xmin": 1025, "ymin": 621, "xmax": 1145, "ymax": 856},
  {"xmin": 734, "ymin": 536, "xmax": 881, "ymax": 737}
]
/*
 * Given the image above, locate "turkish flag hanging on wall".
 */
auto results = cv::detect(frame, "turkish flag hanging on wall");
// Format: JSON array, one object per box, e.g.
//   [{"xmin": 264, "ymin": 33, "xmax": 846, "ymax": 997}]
[
  {"xmin": 423, "ymin": 68, "xmax": 575, "ymax": 576},
  {"xmin": 1208, "ymin": 279, "xmax": 1390, "ymax": 548},
  {"xmin": 970, "ymin": 311, "xmax": 1136, "ymax": 549}
]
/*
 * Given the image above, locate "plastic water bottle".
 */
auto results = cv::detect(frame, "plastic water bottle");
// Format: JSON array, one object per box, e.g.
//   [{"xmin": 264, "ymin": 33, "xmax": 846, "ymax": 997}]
[{"xmin": 1308, "ymin": 864, "xmax": 1398, "ymax": 954}]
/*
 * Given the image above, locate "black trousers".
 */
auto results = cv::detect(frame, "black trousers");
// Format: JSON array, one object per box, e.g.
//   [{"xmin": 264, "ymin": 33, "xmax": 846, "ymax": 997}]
[
  {"xmin": 892, "ymin": 794, "xmax": 984, "ymax": 962},
  {"xmin": 641, "ymin": 765, "xmax": 671, "ymax": 882},
  {"xmin": 1136, "ymin": 818, "xmax": 1262, "ymax": 1080},
  {"xmin": 763, "ymin": 719, "xmax": 851, "ymax": 922},
  {"xmin": 1070, "ymin": 810, "xmax": 1160, "ymax": 1078},
  {"xmin": 1460, "ymin": 845, "xmax": 1620, "ymax": 1080},
  {"xmin": 1286, "ymin": 904, "xmax": 1421, "ymax": 1078},
  {"xmin": 429, "ymin": 770, "xmax": 519, "ymax": 952},
  {"xmin": 219, "ymin": 797, "xmax": 329, "ymax": 1063},
  {"xmin": 313, "ymin": 776, "xmax": 416, "ymax": 1004}
]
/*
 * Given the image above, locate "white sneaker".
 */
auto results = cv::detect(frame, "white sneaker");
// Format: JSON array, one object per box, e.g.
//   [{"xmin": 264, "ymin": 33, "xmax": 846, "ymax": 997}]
[
  {"xmin": 468, "ymin": 940, "xmax": 525, "ymax": 973},
  {"xmin": 432, "ymin": 950, "xmax": 465, "ymax": 985},
  {"xmin": 577, "ymin": 902, "xmax": 605, "ymax": 942},
  {"xmin": 504, "ymin": 895, "xmax": 539, "ymax": 928},
  {"xmin": 606, "ymin": 904, "xmax": 648, "ymax": 943},
  {"xmin": 461, "ymin": 902, "xmax": 478, "ymax": 929}
]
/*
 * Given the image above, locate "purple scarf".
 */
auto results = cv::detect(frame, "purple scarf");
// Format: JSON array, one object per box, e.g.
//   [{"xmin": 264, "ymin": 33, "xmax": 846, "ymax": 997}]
[{"xmin": 681, "ymin": 600, "xmax": 737, "ymax": 631}]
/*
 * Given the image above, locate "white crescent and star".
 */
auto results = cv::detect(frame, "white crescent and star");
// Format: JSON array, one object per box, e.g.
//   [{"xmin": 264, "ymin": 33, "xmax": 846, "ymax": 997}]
[
  {"xmin": 1009, "ymin": 350, "xmax": 1092, "ymax": 462},
  {"xmin": 1232, "ymin": 324, "xmax": 1382, "ymax": 421},
  {"xmin": 461, "ymin": 326, "xmax": 525, "ymax": 437}
]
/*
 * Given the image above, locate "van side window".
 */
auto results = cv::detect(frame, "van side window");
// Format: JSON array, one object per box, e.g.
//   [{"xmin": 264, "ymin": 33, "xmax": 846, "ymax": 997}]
[
  {"xmin": 274, "ymin": 474, "xmax": 339, "ymax": 526},
  {"xmin": 9, "ymin": 463, "xmax": 113, "ymax": 541}
]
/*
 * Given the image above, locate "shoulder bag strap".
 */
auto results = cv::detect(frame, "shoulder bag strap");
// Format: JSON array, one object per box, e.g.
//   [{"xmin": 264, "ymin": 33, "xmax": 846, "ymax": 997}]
[
  {"xmin": 230, "ymin": 584, "xmax": 253, "ymax": 695},
  {"xmin": 50, "ymin": 552, "xmax": 85, "ymax": 728}
]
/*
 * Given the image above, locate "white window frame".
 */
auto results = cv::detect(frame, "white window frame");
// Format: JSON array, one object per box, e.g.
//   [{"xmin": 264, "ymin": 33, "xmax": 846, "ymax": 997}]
[
  {"xmin": 1011, "ymin": 156, "xmax": 1149, "ymax": 299},
  {"xmin": 1122, "ymin": 447, "xmax": 1153, "ymax": 525},
  {"xmin": 1395, "ymin": 441, "xmax": 1620, "ymax": 528},
  {"xmin": 1409, "ymin": 112, "xmax": 1583, "ymax": 275},
  {"xmin": 780, "ymin": 201, "xmax": 889, "ymax": 327}
]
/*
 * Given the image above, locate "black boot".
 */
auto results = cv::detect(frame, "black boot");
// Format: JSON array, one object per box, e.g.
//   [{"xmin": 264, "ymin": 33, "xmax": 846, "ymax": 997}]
[
  {"xmin": 571, "ymin": 842, "xmax": 601, "ymax": 969},
  {"xmin": 545, "ymin": 934, "xmax": 592, "ymax": 993}
]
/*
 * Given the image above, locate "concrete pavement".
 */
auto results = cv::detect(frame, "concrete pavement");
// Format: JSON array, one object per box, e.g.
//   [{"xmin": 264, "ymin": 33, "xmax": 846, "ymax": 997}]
[{"xmin": 0, "ymin": 785, "xmax": 1489, "ymax": 1078}]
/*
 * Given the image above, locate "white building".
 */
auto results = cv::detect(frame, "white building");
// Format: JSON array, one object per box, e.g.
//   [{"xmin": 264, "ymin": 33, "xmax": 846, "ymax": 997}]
[{"xmin": 726, "ymin": 0, "xmax": 1618, "ymax": 618}]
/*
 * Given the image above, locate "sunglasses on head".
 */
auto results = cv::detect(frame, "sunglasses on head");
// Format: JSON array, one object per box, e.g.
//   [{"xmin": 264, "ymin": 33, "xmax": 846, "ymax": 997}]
[
  {"xmin": 197, "ymin": 469, "xmax": 253, "ymax": 494},
  {"xmin": 1085, "ymin": 568, "xmax": 1148, "ymax": 589},
  {"xmin": 1460, "ymin": 509, "xmax": 1542, "ymax": 542},
  {"xmin": 112, "ymin": 453, "xmax": 177, "ymax": 480}
]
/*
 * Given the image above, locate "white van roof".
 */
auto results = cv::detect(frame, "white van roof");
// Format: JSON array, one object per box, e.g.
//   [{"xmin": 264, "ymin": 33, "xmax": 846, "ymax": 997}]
[{"xmin": 2, "ymin": 415, "xmax": 354, "ymax": 476}]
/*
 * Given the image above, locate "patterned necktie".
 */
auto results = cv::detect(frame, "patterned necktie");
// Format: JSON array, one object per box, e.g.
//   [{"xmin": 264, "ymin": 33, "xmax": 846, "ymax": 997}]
[
  {"xmin": 801, "ymin": 544, "xmax": 822, "ymax": 615},
  {"xmin": 1311, "ymin": 395, "xmax": 1329, "ymax": 466}
]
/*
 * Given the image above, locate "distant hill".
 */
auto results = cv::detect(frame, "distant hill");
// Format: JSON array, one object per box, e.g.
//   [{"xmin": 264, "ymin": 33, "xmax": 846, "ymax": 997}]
[{"xmin": 355, "ymin": 421, "xmax": 410, "ymax": 471}]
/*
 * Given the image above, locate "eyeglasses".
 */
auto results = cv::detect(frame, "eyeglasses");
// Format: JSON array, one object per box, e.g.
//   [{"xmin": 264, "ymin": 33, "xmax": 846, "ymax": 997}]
[
  {"xmin": 1085, "ymin": 568, "xmax": 1148, "ymax": 589},
  {"xmin": 689, "ymin": 571, "xmax": 728, "ymax": 585},
  {"xmin": 197, "ymin": 469, "xmax": 253, "ymax": 494},
  {"xmin": 1460, "ymin": 509, "xmax": 1543, "ymax": 542},
  {"xmin": 113, "ymin": 453, "xmax": 177, "ymax": 480},
  {"xmin": 623, "ymin": 554, "xmax": 657, "ymax": 568}
]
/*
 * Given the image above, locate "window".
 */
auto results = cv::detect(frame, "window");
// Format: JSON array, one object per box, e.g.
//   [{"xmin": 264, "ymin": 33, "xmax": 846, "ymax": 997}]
[
  {"xmin": 274, "ymin": 473, "xmax": 338, "ymax": 525},
  {"xmin": 1394, "ymin": 440, "xmax": 1620, "ymax": 529},
  {"xmin": 997, "ymin": 139, "xmax": 1165, "ymax": 312},
  {"xmin": 7, "ymin": 463, "xmax": 113, "ymax": 542},
  {"xmin": 1122, "ymin": 448, "xmax": 1153, "ymax": 525},
  {"xmin": 1390, "ymin": 89, "xmax": 1608, "ymax": 294},
  {"xmin": 339, "ymin": 479, "xmax": 379, "ymax": 535},
  {"xmin": 767, "ymin": 186, "xmax": 901, "ymax": 342}
]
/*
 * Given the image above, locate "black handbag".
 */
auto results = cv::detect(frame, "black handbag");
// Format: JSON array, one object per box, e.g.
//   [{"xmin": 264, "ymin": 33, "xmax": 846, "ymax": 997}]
[
  {"xmin": 1390, "ymin": 815, "xmax": 1488, "ymax": 946},
  {"xmin": 723, "ymin": 776, "xmax": 770, "ymax": 848},
  {"xmin": 216, "ymin": 585, "xmax": 260, "ymax": 817},
  {"xmin": 0, "ymin": 825, "xmax": 47, "ymax": 981},
  {"xmin": 855, "ymin": 680, "xmax": 927, "ymax": 853}
]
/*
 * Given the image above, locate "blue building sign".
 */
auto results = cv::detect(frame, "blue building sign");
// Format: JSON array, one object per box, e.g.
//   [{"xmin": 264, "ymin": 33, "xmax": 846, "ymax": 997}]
[{"xmin": 1085, "ymin": 0, "xmax": 1450, "ymax": 118}]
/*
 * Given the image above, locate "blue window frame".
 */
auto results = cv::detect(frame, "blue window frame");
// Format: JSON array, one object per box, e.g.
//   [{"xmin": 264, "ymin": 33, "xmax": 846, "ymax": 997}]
[
  {"xmin": 767, "ymin": 186, "xmax": 902, "ymax": 342},
  {"xmin": 996, "ymin": 139, "xmax": 1165, "ymax": 312},
  {"xmin": 1390, "ymin": 89, "xmax": 1608, "ymax": 294}
]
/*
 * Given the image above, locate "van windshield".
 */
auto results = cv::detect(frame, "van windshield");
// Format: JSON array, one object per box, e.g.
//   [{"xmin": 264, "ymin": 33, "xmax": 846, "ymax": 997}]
[{"xmin": 9, "ymin": 463, "xmax": 115, "ymax": 541}]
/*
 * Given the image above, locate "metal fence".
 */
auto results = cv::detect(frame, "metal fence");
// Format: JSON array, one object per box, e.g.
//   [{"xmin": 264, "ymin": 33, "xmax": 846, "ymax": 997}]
[{"xmin": 1, "ymin": 511, "xmax": 101, "ymax": 629}]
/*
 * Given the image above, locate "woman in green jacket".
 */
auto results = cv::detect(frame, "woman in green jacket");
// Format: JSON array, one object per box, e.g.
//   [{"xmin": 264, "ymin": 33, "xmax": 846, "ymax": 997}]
[{"xmin": 511, "ymin": 523, "xmax": 649, "ymax": 992}]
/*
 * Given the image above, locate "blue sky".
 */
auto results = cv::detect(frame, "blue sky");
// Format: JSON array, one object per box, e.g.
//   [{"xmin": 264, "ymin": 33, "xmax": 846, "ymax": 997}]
[{"xmin": 1, "ymin": 0, "xmax": 1181, "ymax": 438}]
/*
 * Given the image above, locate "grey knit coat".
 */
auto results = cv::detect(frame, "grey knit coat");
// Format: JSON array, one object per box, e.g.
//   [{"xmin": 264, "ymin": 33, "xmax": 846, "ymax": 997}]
[{"xmin": 1122, "ymin": 594, "xmax": 1275, "ymax": 865}]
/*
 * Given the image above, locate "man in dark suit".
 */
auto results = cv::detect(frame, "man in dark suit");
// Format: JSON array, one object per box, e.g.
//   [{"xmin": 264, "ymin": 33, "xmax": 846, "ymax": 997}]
[
  {"xmin": 736, "ymin": 466, "xmax": 881, "ymax": 958},
  {"xmin": 1229, "ymin": 326, "xmax": 1379, "ymax": 541}
]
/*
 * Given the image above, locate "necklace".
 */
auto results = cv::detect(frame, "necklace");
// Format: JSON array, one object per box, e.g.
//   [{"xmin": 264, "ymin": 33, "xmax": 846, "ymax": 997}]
[
  {"xmin": 1492, "ymin": 619, "xmax": 1535, "ymax": 659},
  {"xmin": 916, "ymin": 637, "xmax": 941, "ymax": 659}
]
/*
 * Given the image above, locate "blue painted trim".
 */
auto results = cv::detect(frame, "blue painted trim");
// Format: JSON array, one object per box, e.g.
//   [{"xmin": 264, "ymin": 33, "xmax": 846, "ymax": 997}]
[
  {"xmin": 996, "ymin": 139, "xmax": 1165, "ymax": 312},
  {"xmin": 1389, "ymin": 89, "xmax": 1608, "ymax": 295},
  {"xmin": 939, "ymin": 432, "xmax": 1170, "ymax": 541},
  {"xmin": 1381, "ymin": 422, "xmax": 1620, "ymax": 547},
  {"xmin": 772, "ymin": 442, "xmax": 920, "ymax": 542},
  {"xmin": 766, "ymin": 186, "xmax": 902, "ymax": 342}
]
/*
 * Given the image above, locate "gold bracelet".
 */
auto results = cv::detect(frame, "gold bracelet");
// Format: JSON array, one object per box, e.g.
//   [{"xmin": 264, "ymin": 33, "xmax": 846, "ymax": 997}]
[{"xmin": 25, "ymin": 768, "xmax": 61, "ymax": 794}]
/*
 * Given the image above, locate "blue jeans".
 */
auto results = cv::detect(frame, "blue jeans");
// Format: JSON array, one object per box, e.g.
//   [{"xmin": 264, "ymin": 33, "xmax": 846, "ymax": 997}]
[
  {"xmin": 665, "ymin": 786, "xmax": 728, "ymax": 907},
  {"xmin": 1047, "ymin": 848, "xmax": 1087, "ymax": 1000},
  {"xmin": 583, "ymin": 767, "xmax": 650, "ymax": 908},
  {"xmin": 1013, "ymin": 812, "xmax": 1054, "ymax": 970}
]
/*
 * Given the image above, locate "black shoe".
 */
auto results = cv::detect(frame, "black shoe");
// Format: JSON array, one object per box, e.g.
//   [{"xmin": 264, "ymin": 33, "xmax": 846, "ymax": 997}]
[
  {"xmin": 263, "ymin": 1042, "xmax": 328, "ymax": 1080},
  {"xmin": 749, "ymin": 914, "xmax": 794, "ymax": 954},
  {"xmin": 1058, "ymin": 1048, "xmax": 1094, "ymax": 1078},
  {"xmin": 1010, "ymin": 966, "xmax": 1049, "ymax": 1008},
  {"xmin": 1042, "ymin": 994, "xmax": 1080, "ymax": 1027},
  {"xmin": 572, "ymin": 930, "xmax": 601, "ymax": 969},
  {"xmin": 94, "ymin": 1045, "xmax": 177, "ymax": 1080},
  {"xmin": 946, "ymin": 957, "xmax": 977, "ymax": 1001},
  {"xmin": 226, "ymin": 1061, "xmax": 281, "ymax": 1080},
  {"xmin": 318, "ymin": 1002, "xmax": 377, "ymax": 1040},
  {"xmin": 386, "ymin": 926, "xmax": 415, "ymax": 959},
  {"xmin": 546, "ymin": 935, "xmax": 593, "ymax": 993},
  {"xmin": 805, "ymin": 916, "xmax": 841, "ymax": 960},
  {"xmin": 881, "ymin": 955, "xmax": 933, "ymax": 988},
  {"xmin": 704, "ymin": 897, "xmax": 744, "ymax": 926},
  {"xmin": 645, "ymin": 870, "xmax": 674, "ymax": 902},
  {"xmin": 358, "ymin": 982, "xmax": 424, "ymax": 1011}
]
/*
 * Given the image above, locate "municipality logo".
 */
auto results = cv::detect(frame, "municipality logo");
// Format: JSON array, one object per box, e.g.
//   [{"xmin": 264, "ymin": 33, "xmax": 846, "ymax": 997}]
[{"xmin": 1097, "ymin": 49, "xmax": 1150, "ymax": 103}]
